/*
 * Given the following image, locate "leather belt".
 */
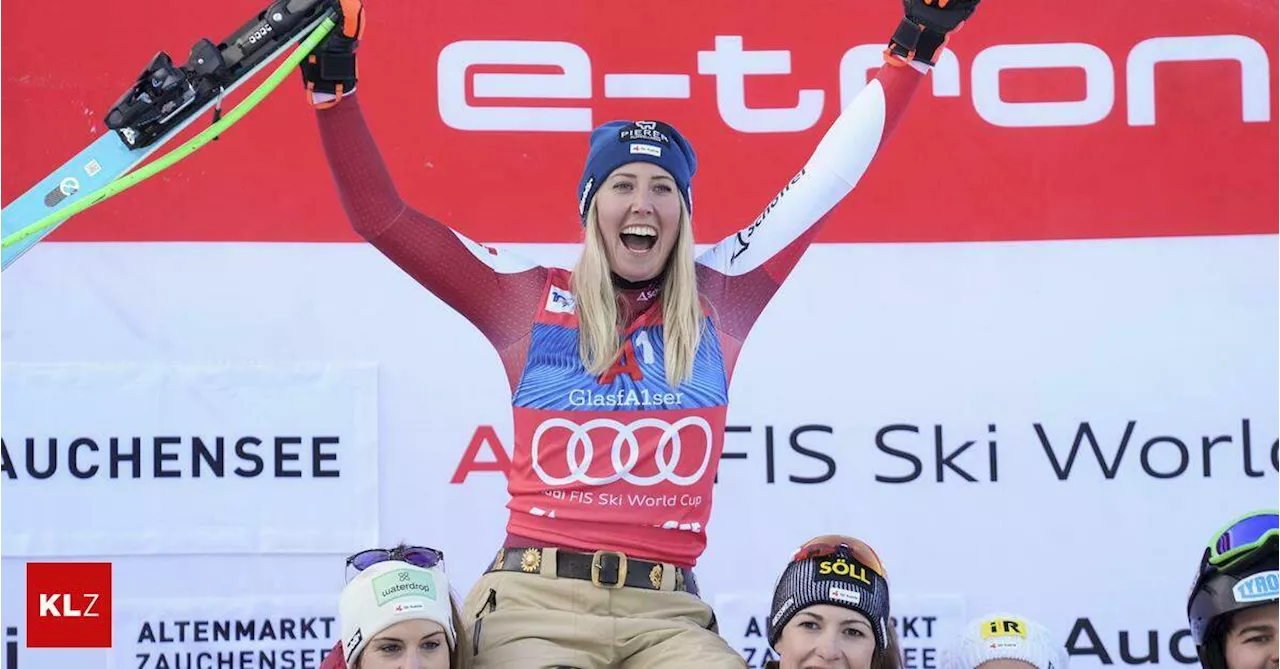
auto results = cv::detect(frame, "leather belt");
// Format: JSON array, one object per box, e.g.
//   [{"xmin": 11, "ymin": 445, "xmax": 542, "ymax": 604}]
[{"xmin": 487, "ymin": 547, "xmax": 699, "ymax": 596}]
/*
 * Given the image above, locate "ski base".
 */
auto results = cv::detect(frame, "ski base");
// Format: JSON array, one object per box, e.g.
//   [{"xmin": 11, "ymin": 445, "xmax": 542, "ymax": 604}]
[{"xmin": 1, "ymin": 134, "xmax": 139, "ymax": 270}]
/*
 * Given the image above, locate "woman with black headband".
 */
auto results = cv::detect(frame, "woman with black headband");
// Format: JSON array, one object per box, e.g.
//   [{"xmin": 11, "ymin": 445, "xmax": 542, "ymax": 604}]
[
  {"xmin": 766, "ymin": 535, "xmax": 902, "ymax": 669},
  {"xmin": 1187, "ymin": 510, "xmax": 1278, "ymax": 669}
]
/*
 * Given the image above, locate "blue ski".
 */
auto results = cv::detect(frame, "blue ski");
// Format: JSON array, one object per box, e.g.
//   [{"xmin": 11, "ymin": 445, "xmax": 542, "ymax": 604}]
[
  {"xmin": 2, "ymin": 135, "xmax": 144, "ymax": 269},
  {"xmin": 1, "ymin": 0, "xmax": 333, "ymax": 271}
]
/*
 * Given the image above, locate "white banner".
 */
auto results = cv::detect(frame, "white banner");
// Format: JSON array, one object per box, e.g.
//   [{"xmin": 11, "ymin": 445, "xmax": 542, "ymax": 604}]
[
  {"xmin": 0, "ymin": 560, "xmax": 25, "ymax": 669},
  {"xmin": 114, "ymin": 596, "xmax": 338, "ymax": 669},
  {"xmin": 0, "ymin": 237, "xmax": 1275, "ymax": 668},
  {"xmin": 0, "ymin": 362, "xmax": 380, "ymax": 556}
]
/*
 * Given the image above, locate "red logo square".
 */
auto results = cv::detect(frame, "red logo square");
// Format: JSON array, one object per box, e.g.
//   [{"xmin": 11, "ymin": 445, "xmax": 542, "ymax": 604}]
[{"xmin": 25, "ymin": 562, "xmax": 112, "ymax": 648}]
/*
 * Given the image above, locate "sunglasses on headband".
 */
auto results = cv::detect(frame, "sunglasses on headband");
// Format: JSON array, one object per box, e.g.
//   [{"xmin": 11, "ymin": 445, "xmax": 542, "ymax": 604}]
[
  {"xmin": 1206, "ymin": 511, "xmax": 1278, "ymax": 571},
  {"xmin": 346, "ymin": 545, "xmax": 446, "ymax": 574},
  {"xmin": 791, "ymin": 535, "xmax": 887, "ymax": 578}
]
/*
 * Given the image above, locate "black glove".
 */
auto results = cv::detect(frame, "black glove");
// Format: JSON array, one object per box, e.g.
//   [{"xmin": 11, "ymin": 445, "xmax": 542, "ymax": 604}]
[
  {"xmin": 300, "ymin": 0, "xmax": 364, "ymax": 109},
  {"xmin": 887, "ymin": 0, "xmax": 980, "ymax": 66}
]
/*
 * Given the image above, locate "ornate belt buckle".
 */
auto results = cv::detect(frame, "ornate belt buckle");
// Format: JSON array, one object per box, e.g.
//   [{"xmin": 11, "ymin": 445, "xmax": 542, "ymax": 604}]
[{"xmin": 590, "ymin": 550, "xmax": 628, "ymax": 589}]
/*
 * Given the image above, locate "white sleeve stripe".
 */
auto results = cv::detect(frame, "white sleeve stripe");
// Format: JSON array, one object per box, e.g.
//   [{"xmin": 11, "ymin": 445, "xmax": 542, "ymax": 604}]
[
  {"xmin": 810, "ymin": 80, "xmax": 887, "ymax": 188},
  {"xmin": 451, "ymin": 229, "xmax": 542, "ymax": 274},
  {"xmin": 696, "ymin": 80, "xmax": 888, "ymax": 277}
]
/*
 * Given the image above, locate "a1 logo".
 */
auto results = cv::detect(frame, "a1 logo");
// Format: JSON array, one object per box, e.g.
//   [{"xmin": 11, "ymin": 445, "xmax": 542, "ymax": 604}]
[{"xmin": 598, "ymin": 331, "xmax": 655, "ymax": 384}]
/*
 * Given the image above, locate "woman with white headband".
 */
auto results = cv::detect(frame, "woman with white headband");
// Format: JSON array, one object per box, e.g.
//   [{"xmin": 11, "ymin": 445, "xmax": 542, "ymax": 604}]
[
  {"xmin": 323, "ymin": 544, "xmax": 466, "ymax": 669},
  {"xmin": 941, "ymin": 614, "xmax": 1069, "ymax": 669}
]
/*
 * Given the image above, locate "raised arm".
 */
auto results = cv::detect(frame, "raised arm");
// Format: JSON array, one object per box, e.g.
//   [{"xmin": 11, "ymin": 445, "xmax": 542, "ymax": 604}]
[
  {"xmin": 695, "ymin": 62, "xmax": 925, "ymax": 340},
  {"xmin": 302, "ymin": 0, "xmax": 547, "ymax": 354},
  {"xmin": 696, "ymin": 0, "xmax": 979, "ymax": 343}
]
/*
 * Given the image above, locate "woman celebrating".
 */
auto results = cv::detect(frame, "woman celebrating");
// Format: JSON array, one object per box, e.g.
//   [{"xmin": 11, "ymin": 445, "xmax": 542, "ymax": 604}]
[
  {"xmin": 303, "ymin": 0, "xmax": 980, "ymax": 665},
  {"xmin": 1187, "ymin": 510, "xmax": 1278, "ymax": 669},
  {"xmin": 766, "ymin": 534, "xmax": 901, "ymax": 669}
]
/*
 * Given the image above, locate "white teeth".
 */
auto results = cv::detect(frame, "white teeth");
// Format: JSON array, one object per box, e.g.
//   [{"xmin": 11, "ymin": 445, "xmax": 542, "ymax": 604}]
[{"xmin": 621, "ymin": 225, "xmax": 657, "ymax": 236}]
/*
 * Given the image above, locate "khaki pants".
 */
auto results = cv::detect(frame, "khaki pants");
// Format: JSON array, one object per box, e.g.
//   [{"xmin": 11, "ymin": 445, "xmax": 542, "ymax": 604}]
[{"xmin": 462, "ymin": 551, "xmax": 745, "ymax": 669}]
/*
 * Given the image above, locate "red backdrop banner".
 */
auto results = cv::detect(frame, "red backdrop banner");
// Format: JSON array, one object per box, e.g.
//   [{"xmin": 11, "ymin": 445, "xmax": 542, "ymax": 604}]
[{"xmin": 2, "ymin": 0, "xmax": 1276, "ymax": 243}]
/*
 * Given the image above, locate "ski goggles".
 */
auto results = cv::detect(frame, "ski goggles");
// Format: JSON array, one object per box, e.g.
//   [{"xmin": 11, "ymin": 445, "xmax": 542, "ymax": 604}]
[
  {"xmin": 345, "ymin": 545, "xmax": 445, "ymax": 579},
  {"xmin": 1206, "ymin": 511, "xmax": 1278, "ymax": 571},
  {"xmin": 791, "ymin": 534, "xmax": 887, "ymax": 578}
]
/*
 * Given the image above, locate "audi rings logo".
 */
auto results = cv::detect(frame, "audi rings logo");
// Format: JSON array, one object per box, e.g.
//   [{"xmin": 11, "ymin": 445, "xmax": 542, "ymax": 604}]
[{"xmin": 531, "ymin": 417, "xmax": 713, "ymax": 487}]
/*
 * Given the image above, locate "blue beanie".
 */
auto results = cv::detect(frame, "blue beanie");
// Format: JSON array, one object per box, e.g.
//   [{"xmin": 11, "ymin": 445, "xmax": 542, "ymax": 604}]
[{"xmin": 576, "ymin": 120, "xmax": 697, "ymax": 224}]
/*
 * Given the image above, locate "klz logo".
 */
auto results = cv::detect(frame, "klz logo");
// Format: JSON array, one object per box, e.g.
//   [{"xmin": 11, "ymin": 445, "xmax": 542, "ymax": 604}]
[
  {"xmin": 25, "ymin": 562, "xmax": 112, "ymax": 648},
  {"xmin": 38, "ymin": 594, "xmax": 100, "ymax": 617}
]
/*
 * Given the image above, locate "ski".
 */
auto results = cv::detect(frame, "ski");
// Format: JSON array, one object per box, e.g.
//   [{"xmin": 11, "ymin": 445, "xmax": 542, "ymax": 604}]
[{"xmin": 1, "ymin": 0, "xmax": 336, "ymax": 271}]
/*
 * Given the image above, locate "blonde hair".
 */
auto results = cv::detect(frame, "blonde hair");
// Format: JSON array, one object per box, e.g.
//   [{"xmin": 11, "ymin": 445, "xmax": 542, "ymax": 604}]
[
  {"xmin": 449, "ymin": 594, "xmax": 470, "ymax": 669},
  {"xmin": 571, "ymin": 199, "xmax": 703, "ymax": 387}
]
